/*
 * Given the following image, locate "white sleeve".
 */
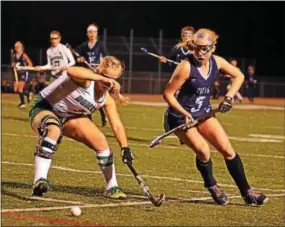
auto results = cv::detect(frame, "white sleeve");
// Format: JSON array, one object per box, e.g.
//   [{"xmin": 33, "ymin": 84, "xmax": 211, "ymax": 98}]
[
  {"xmin": 65, "ymin": 46, "xmax": 75, "ymax": 67},
  {"xmin": 40, "ymin": 50, "xmax": 52, "ymax": 70}
]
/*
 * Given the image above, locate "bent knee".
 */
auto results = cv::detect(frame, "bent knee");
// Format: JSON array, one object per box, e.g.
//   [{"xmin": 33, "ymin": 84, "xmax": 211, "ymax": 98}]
[
  {"xmin": 194, "ymin": 143, "xmax": 211, "ymax": 161},
  {"xmin": 46, "ymin": 125, "xmax": 62, "ymax": 140},
  {"xmin": 217, "ymin": 144, "xmax": 235, "ymax": 159}
]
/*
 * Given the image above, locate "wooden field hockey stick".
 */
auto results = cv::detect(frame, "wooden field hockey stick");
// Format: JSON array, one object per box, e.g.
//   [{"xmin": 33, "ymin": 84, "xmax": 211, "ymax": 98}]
[{"xmin": 10, "ymin": 49, "xmax": 18, "ymax": 83}]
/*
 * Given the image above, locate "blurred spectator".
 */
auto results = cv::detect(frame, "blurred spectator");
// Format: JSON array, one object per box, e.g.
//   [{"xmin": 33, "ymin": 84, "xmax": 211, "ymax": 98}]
[
  {"xmin": 212, "ymin": 80, "xmax": 220, "ymax": 99},
  {"xmin": 1, "ymin": 80, "xmax": 14, "ymax": 93},
  {"xmin": 245, "ymin": 65, "xmax": 257, "ymax": 103},
  {"xmin": 226, "ymin": 59, "xmax": 243, "ymax": 103},
  {"xmin": 1, "ymin": 80, "xmax": 7, "ymax": 92},
  {"xmin": 27, "ymin": 72, "xmax": 48, "ymax": 101}
]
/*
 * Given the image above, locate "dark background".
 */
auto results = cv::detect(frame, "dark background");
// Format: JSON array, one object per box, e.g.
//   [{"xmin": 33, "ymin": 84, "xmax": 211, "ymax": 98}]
[{"xmin": 2, "ymin": 1, "xmax": 284, "ymax": 77}]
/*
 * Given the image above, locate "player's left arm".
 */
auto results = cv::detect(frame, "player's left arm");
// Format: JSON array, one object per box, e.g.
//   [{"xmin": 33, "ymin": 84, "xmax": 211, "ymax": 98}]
[
  {"xmin": 65, "ymin": 47, "xmax": 76, "ymax": 67},
  {"xmin": 214, "ymin": 55, "xmax": 244, "ymax": 98},
  {"xmin": 104, "ymin": 92, "xmax": 134, "ymax": 164},
  {"xmin": 23, "ymin": 53, "xmax": 33, "ymax": 67},
  {"xmin": 104, "ymin": 92, "xmax": 128, "ymax": 148}
]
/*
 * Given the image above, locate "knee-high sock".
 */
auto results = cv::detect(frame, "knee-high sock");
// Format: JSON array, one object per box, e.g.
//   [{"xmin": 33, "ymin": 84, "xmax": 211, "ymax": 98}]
[
  {"xmin": 96, "ymin": 149, "xmax": 118, "ymax": 190},
  {"xmin": 196, "ymin": 157, "xmax": 217, "ymax": 188}
]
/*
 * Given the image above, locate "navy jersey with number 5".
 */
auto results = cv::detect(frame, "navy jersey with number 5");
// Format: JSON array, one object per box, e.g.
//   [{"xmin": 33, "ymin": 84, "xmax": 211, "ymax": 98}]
[{"xmin": 165, "ymin": 55, "xmax": 219, "ymax": 130}]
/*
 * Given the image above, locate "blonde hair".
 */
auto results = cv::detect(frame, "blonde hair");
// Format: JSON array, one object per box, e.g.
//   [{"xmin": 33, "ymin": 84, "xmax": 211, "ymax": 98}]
[
  {"xmin": 50, "ymin": 30, "xmax": 61, "ymax": 37},
  {"xmin": 178, "ymin": 28, "xmax": 219, "ymax": 51},
  {"xmin": 14, "ymin": 41, "xmax": 24, "ymax": 47},
  {"xmin": 181, "ymin": 26, "xmax": 195, "ymax": 33},
  {"xmin": 97, "ymin": 56, "xmax": 125, "ymax": 78},
  {"xmin": 195, "ymin": 28, "xmax": 219, "ymax": 42}
]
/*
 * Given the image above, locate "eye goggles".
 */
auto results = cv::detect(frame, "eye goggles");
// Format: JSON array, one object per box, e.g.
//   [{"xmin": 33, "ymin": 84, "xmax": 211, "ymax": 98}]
[
  {"xmin": 181, "ymin": 31, "xmax": 193, "ymax": 39},
  {"xmin": 193, "ymin": 43, "xmax": 215, "ymax": 54}
]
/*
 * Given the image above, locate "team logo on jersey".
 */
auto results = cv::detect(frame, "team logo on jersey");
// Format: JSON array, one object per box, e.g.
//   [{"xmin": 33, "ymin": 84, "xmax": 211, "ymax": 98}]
[{"xmin": 75, "ymin": 95, "xmax": 96, "ymax": 112}]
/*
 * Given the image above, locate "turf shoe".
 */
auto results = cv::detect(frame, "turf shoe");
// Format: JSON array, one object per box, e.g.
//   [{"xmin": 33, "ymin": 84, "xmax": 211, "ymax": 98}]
[
  {"xmin": 208, "ymin": 185, "xmax": 229, "ymax": 205},
  {"xmin": 243, "ymin": 189, "xmax": 268, "ymax": 206},
  {"xmin": 103, "ymin": 186, "xmax": 127, "ymax": 199},
  {"xmin": 32, "ymin": 178, "xmax": 50, "ymax": 197}
]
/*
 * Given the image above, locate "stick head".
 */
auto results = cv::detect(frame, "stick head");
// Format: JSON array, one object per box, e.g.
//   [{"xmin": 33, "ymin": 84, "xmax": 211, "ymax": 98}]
[
  {"xmin": 141, "ymin": 47, "xmax": 148, "ymax": 54},
  {"xmin": 149, "ymin": 138, "xmax": 160, "ymax": 148},
  {"xmin": 153, "ymin": 193, "xmax": 165, "ymax": 207}
]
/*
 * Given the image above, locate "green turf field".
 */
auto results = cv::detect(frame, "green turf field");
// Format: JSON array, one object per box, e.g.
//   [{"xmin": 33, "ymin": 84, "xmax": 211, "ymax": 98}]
[{"xmin": 2, "ymin": 94, "xmax": 285, "ymax": 226}]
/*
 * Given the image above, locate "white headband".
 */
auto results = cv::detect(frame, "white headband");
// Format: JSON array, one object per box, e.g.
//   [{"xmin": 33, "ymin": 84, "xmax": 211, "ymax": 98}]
[{"xmin": 87, "ymin": 25, "xmax": 98, "ymax": 32}]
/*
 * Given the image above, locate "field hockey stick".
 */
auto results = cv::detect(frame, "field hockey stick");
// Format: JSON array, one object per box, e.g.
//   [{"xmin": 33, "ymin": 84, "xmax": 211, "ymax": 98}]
[
  {"xmin": 141, "ymin": 47, "xmax": 179, "ymax": 65},
  {"xmin": 15, "ymin": 63, "xmax": 59, "ymax": 72},
  {"xmin": 126, "ymin": 161, "xmax": 165, "ymax": 207},
  {"xmin": 150, "ymin": 108, "xmax": 220, "ymax": 148},
  {"xmin": 10, "ymin": 49, "xmax": 18, "ymax": 83},
  {"xmin": 66, "ymin": 43, "xmax": 96, "ymax": 70}
]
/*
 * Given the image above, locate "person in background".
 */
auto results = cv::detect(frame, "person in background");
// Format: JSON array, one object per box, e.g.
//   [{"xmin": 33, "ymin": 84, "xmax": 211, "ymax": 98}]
[
  {"xmin": 245, "ymin": 65, "xmax": 257, "ymax": 103},
  {"xmin": 226, "ymin": 59, "xmax": 243, "ymax": 103},
  {"xmin": 11, "ymin": 41, "xmax": 33, "ymax": 107},
  {"xmin": 159, "ymin": 26, "xmax": 195, "ymax": 66},
  {"xmin": 35, "ymin": 31, "xmax": 75, "ymax": 83},
  {"xmin": 75, "ymin": 23, "xmax": 109, "ymax": 127}
]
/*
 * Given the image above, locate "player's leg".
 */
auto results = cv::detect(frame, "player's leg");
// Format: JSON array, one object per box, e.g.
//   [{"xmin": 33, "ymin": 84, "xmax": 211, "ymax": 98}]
[
  {"xmin": 29, "ymin": 95, "xmax": 63, "ymax": 196},
  {"xmin": 14, "ymin": 81, "xmax": 22, "ymax": 107},
  {"xmin": 63, "ymin": 117, "xmax": 126, "ymax": 199},
  {"xmin": 99, "ymin": 107, "xmax": 108, "ymax": 127},
  {"xmin": 175, "ymin": 127, "xmax": 228, "ymax": 205},
  {"xmin": 236, "ymin": 91, "xmax": 243, "ymax": 103},
  {"xmin": 30, "ymin": 110, "xmax": 62, "ymax": 196},
  {"xmin": 198, "ymin": 117, "xmax": 268, "ymax": 205},
  {"xmin": 17, "ymin": 79, "xmax": 27, "ymax": 107}
]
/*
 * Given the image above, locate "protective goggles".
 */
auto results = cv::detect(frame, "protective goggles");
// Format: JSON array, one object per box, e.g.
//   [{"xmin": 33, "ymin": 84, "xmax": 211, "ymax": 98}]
[
  {"xmin": 193, "ymin": 43, "xmax": 215, "ymax": 54},
  {"xmin": 181, "ymin": 31, "xmax": 193, "ymax": 39}
]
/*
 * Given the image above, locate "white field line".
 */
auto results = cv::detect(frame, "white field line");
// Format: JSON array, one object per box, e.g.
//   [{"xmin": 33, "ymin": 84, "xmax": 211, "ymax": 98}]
[
  {"xmin": 2, "ymin": 161, "xmax": 285, "ymax": 193},
  {"xmin": 2, "ymin": 132, "xmax": 285, "ymax": 160},
  {"xmin": 130, "ymin": 101, "xmax": 285, "ymax": 111},
  {"xmin": 249, "ymin": 134, "xmax": 285, "ymax": 140},
  {"xmin": 2, "ymin": 193, "xmax": 285, "ymax": 213},
  {"xmin": 26, "ymin": 196, "xmax": 84, "ymax": 205},
  {"xmin": 1, "ymin": 201, "xmax": 151, "ymax": 213}
]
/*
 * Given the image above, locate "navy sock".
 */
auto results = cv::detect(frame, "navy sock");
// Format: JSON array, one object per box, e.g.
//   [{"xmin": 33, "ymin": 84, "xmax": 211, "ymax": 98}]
[
  {"xmin": 19, "ymin": 92, "xmax": 25, "ymax": 104},
  {"xmin": 225, "ymin": 153, "xmax": 250, "ymax": 196},
  {"xmin": 196, "ymin": 157, "xmax": 217, "ymax": 188}
]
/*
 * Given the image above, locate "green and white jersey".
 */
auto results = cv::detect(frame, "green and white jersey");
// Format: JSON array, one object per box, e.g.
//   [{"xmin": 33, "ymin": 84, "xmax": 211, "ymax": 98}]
[
  {"xmin": 40, "ymin": 74, "xmax": 106, "ymax": 118},
  {"xmin": 40, "ymin": 43, "xmax": 75, "ymax": 77}
]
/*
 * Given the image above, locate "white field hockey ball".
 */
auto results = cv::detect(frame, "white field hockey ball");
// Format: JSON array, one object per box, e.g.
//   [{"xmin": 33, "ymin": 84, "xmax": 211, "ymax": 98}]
[{"xmin": 70, "ymin": 206, "xmax": 81, "ymax": 216}]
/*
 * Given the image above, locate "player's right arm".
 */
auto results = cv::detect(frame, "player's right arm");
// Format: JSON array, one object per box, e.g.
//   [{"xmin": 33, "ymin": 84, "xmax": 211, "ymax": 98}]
[
  {"xmin": 75, "ymin": 43, "xmax": 86, "ymax": 63},
  {"xmin": 163, "ymin": 60, "xmax": 193, "ymax": 120},
  {"xmin": 66, "ymin": 66, "xmax": 120, "ymax": 91}
]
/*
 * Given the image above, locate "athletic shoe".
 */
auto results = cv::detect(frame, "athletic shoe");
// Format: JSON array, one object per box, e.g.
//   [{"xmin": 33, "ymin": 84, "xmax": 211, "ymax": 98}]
[
  {"xmin": 32, "ymin": 178, "xmax": 50, "ymax": 197},
  {"xmin": 103, "ymin": 186, "xmax": 127, "ymax": 199},
  {"xmin": 243, "ymin": 188, "xmax": 268, "ymax": 206},
  {"xmin": 18, "ymin": 104, "xmax": 26, "ymax": 108},
  {"xmin": 208, "ymin": 185, "xmax": 229, "ymax": 205}
]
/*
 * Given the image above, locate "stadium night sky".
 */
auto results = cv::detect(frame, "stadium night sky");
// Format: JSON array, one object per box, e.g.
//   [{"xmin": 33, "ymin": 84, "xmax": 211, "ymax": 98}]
[{"xmin": 2, "ymin": 1, "xmax": 284, "ymax": 77}]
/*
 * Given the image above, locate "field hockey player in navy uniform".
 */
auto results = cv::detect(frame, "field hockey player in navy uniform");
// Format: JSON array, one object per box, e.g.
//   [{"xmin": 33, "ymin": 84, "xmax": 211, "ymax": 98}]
[
  {"xmin": 163, "ymin": 28, "xmax": 267, "ymax": 206},
  {"xmin": 11, "ymin": 41, "xmax": 33, "ymax": 108}
]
